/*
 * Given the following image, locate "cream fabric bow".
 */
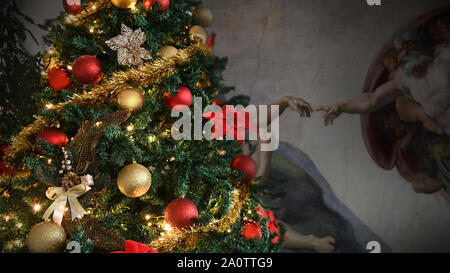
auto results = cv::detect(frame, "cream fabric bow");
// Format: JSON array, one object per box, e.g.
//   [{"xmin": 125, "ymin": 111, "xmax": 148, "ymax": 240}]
[{"xmin": 43, "ymin": 175, "xmax": 94, "ymax": 225}]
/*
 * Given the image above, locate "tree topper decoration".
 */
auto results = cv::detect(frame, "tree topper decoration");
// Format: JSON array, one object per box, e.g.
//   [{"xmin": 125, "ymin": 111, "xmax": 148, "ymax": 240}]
[{"xmin": 106, "ymin": 24, "xmax": 152, "ymax": 66}]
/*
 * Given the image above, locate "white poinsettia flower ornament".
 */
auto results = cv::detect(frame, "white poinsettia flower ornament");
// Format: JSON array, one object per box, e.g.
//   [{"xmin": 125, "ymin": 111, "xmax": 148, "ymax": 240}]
[{"xmin": 106, "ymin": 24, "xmax": 152, "ymax": 66}]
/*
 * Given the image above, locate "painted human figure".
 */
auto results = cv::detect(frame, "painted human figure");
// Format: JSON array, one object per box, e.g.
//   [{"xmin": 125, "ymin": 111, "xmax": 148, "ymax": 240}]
[
  {"xmin": 318, "ymin": 44, "xmax": 449, "ymax": 135},
  {"xmin": 317, "ymin": 42, "xmax": 450, "ymax": 193},
  {"xmin": 242, "ymin": 96, "xmax": 336, "ymax": 253}
]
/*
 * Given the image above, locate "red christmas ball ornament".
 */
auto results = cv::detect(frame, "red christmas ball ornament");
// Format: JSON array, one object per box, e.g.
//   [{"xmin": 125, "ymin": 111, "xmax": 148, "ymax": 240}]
[
  {"xmin": 231, "ymin": 155, "xmax": 256, "ymax": 182},
  {"xmin": 35, "ymin": 128, "xmax": 68, "ymax": 154},
  {"xmin": 241, "ymin": 221, "xmax": 262, "ymax": 240},
  {"xmin": 0, "ymin": 146, "xmax": 15, "ymax": 175},
  {"xmin": 164, "ymin": 198, "xmax": 198, "ymax": 229},
  {"xmin": 164, "ymin": 86, "xmax": 192, "ymax": 111},
  {"xmin": 72, "ymin": 55, "xmax": 104, "ymax": 85},
  {"xmin": 63, "ymin": 0, "xmax": 83, "ymax": 15},
  {"xmin": 143, "ymin": 0, "xmax": 170, "ymax": 13},
  {"xmin": 47, "ymin": 67, "xmax": 72, "ymax": 92}
]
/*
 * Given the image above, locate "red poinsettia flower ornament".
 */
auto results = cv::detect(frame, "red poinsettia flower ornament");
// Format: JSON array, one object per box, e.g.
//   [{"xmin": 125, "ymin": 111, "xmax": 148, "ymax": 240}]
[
  {"xmin": 203, "ymin": 105, "xmax": 257, "ymax": 144},
  {"xmin": 256, "ymin": 207, "xmax": 282, "ymax": 244}
]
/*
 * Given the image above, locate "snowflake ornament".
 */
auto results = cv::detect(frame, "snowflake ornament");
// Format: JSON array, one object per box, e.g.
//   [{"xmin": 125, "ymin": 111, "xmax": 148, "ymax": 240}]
[{"xmin": 106, "ymin": 24, "xmax": 152, "ymax": 66}]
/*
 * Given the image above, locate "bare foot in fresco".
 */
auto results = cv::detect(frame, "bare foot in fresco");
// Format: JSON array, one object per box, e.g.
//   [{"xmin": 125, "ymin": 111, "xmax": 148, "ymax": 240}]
[{"xmin": 284, "ymin": 225, "xmax": 335, "ymax": 253}]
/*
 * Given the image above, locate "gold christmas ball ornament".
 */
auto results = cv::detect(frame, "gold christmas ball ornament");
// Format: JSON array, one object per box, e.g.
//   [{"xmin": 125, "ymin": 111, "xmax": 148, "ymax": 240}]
[
  {"xmin": 117, "ymin": 88, "xmax": 145, "ymax": 112},
  {"xmin": 193, "ymin": 6, "xmax": 214, "ymax": 27},
  {"xmin": 189, "ymin": 25, "xmax": 208, "ymax": 45},
  {"xmin": 158, "ymin": 46, "xmax": 179, "ymax": 59},
  {"xmin": 117, "ymin": 163, "xmax": 152, "ymax": 198},
  {"xmin": 27, "ymin": 222, "xmax": 66, "ymax": 253},
  {"xmin": 111, "ymin": 0, "xmax": 137, "ymax": 9}
]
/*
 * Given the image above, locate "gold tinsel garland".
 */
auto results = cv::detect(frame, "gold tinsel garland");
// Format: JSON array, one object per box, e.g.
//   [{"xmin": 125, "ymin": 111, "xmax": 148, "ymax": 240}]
[
  {"xmin": 148, "ymin": 182, "xmax": 250, "ymax": 252},
  {"xmin": 3, "ymin": 44, "xmax": 209, "ymax": 169},
  {"xmin": 4, "ymin": 117, "xmax": 60, "ymax": 169}
]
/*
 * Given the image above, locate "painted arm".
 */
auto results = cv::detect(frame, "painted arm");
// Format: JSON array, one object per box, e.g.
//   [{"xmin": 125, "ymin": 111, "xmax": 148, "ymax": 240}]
[
  {"xmin": 243, "ymin": 96, "xmax": 313, "ymax": 181},
  {"xmin": 317, "ymin": 80, "xmax": 402, "ymax": 125},
  {"xmin": 264, "ymin": 96, "xmax": 313, "ymax": 126}
]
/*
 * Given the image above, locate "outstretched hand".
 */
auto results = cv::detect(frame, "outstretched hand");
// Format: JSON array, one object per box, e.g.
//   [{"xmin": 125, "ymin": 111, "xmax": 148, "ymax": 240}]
[
  {"xmin": 316, "ymin": 103, "xmax": 343, "ymax": 126},
  {"xmin": 282, "ymin": 96, "xmax": 314, "ymax": 117}
]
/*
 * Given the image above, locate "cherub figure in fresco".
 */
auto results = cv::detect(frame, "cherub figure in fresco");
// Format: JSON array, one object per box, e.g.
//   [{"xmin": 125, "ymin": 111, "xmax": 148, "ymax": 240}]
[
  {"xmin": 317, "ymin": 24, "xmax": 450, "ymax": 193},
  {"xmin": 242, "ymin": 96, "xmax": 336, "ymax": 253}
]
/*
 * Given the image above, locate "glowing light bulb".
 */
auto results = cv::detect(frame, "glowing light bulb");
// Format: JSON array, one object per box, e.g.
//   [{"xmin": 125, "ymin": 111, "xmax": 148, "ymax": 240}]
[
  {"xmin": 145, "ymin": 215, "xmax": 151, "ymax": 220},
  {"xmin": 33, "ymin": 204, "xmax": 41, "ymax": 212},
  {"xmin": 47, "ymin": 158, "xmax": 52, "ymax": 164},
  {"xmin": 45, "ymin": 104, "xmax": 54, "ymax": 110},
  {"xmin": 4, "ymin": 215, "xmax": 10, "ymax": 222},
  {"xmin": 67, "ymin": 65, "xmax": 72, "ymax": 71},
  {"xmin": 65, "ymin": 15, "xmax": 75, "ymax": 23},
  {"xmin": 148, "ymin": 135, "xmax": 156, "ymax": 142},
  {"xmin": 126, "ymin": 124, "xmax": 134, "ymax": 132},
  {"xmin": 163, "ymin": 224, "xmax": 173, "ymax": 232}
]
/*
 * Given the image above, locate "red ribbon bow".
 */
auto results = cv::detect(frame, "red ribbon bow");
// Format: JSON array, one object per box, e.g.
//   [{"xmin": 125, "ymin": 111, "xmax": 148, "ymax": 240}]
[{"xmin": 111, "ymin": 240, "xmax": 158, "ymax": 253}]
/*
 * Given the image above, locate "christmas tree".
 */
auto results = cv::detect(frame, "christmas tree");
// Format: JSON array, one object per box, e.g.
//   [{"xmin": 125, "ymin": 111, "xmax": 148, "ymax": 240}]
[{"xmin": 0, "ymin": 0, "xmax": 285, "ymax": 253}]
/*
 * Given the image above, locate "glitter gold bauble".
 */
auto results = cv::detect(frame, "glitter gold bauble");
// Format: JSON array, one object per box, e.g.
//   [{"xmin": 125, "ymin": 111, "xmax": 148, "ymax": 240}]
[
  {"xmin": 111, "ymin": 0, "xmax": 137, "ymax": 9},
  {"xmin": 117, "ymin": 163, "xmax": 152, "ymax": 198},
  {"xmin": 158, "ymin": 46, "xmax": 178, "ymax": 60},
  {"xmin": 27, "ymin": 222, "xmax": 66, "ymax": 253},
  {"xmin": 193, "ymin": 5, "xmax": 214, "ymax": 27},
  {"xmin": 117, "ymin": 88, "xmax": 145, "ymax": 112},
  {"xmin": 189, "ymin": 26, "xmax": 208, "ymax": 45}
]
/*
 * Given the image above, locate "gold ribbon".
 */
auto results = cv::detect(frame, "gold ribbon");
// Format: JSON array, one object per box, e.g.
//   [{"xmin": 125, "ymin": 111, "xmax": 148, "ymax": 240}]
[{"xmin": 43, "ymin": 175, "xmax": 93, "ymax": 225}]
